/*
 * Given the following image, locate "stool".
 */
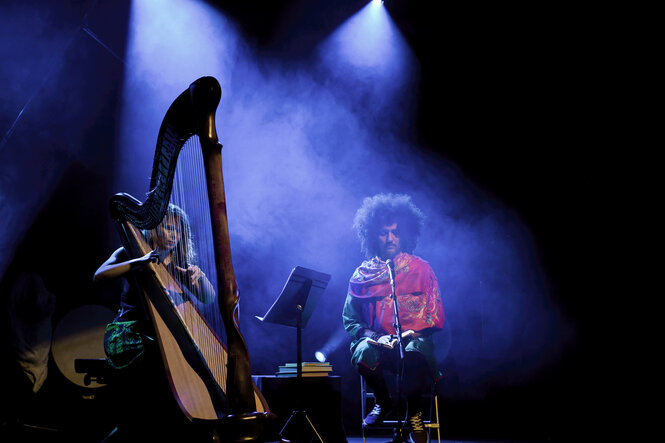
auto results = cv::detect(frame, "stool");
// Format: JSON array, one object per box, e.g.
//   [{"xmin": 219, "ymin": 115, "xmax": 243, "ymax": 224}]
[{"xmin": 360, "ymin": 374, "xmax": 441, "ymax": 443}]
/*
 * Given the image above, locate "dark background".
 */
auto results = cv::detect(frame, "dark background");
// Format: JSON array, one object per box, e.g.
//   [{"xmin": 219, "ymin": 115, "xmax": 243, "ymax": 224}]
[{"xmin": 1, "ymin": 0, "xmax": 611, "ymax": 441}]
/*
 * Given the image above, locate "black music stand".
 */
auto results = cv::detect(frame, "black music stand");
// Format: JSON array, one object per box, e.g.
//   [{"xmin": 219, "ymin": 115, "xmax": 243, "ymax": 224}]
[{"xmin": 256, "ymin": 266, "xmax": 331, "ymax": 443}]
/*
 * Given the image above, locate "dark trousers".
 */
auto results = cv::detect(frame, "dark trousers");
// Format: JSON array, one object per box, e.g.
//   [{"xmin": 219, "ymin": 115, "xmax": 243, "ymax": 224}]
[
  {"xmin": 105, "ymin": 341, "xmax": 193, "ymax": 442},
  {"xmin": 358, "ymin": 347, "xmax": 432, "ymax": 416}
]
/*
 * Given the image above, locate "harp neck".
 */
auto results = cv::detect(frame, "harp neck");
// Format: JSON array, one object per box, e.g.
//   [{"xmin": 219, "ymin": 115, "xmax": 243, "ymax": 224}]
[{"xmin": 110, "ymin": 76, "xmax": 222, "ymax": 229}]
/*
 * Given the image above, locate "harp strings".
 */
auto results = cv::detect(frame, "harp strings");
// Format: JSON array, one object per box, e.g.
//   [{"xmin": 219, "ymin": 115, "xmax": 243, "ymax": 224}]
[{"xmin": 160, "ymin": 135, "xmax": 228, "ymax": 391}]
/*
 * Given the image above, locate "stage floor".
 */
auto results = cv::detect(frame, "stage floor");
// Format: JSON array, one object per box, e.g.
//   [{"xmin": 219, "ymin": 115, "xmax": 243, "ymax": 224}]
[{"xmin": 346, "ymin": 436, "xmax": 525, "ymax": 443}]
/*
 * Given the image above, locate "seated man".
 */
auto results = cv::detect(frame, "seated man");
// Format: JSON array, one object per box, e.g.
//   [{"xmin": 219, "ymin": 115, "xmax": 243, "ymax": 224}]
[{"xmin": 343, "ymin": 193, "xmax": 444, "ymax": 443}]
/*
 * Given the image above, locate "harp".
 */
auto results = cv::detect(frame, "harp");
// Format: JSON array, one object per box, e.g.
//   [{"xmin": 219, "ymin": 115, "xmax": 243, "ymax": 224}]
[{"xmin": 109, "ymin": 77, "xmax": 271, "ymax": 438}]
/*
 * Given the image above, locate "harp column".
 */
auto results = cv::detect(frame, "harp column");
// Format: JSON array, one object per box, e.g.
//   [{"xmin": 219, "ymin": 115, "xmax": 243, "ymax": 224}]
[{"xmin": 191, "ymin": 78, "xmax": 256, "ymax": 415}]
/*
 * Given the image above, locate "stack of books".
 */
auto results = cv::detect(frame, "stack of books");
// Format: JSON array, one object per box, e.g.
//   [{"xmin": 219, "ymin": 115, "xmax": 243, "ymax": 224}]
[{"xmin": 276, "ymin": 361, "xmax": 332, "ymax": 377}]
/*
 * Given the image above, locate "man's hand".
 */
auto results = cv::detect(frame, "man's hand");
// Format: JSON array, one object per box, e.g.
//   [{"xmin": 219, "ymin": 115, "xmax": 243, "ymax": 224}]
[{"xmin": 377, "ymin": 334, "xmax": 395, "ymax": 346}]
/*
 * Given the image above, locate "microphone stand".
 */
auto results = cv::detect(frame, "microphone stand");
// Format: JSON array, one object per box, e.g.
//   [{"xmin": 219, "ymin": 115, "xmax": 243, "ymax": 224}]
[{"xmin": 387, "ymin": 259, "xmax": 408, "ymax": 443}]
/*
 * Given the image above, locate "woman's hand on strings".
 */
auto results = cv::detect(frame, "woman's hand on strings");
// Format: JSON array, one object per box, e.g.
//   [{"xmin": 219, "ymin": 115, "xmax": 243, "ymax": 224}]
[
  {"xmin": 173, "ymin": 265, "xmax": 215, "ymax": 303},
  {"xmin": 94, "ymin": 248, "xmax": 159, "ymax": 281},
  {"xmin": 142, "ymin": 249, "xmax": 161, "ymax": 265},
  {"xmin": 175, "ymin": 265, "xmax": 204, "ymax": 285}
]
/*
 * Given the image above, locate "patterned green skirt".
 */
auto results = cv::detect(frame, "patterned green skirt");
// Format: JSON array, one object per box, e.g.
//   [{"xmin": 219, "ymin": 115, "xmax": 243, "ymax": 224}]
[{"xmin": 103, "ymin": 320, "xmax": 149, "ymax": 369}]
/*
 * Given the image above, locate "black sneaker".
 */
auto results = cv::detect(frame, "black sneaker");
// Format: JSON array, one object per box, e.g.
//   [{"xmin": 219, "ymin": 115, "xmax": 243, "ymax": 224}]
[
  {"xmin": 409, "ymin": 411, "xmax": 427, "ymax": 443},
  {"xmin": 364, "ymin": 403, "xmax": 388, "ymax": 426}
]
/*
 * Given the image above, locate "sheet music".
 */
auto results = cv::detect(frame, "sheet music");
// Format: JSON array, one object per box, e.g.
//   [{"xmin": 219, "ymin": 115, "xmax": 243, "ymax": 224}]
[{"xmin": 256, "ymin": 266, "xmax": 331, "ymax": 328}]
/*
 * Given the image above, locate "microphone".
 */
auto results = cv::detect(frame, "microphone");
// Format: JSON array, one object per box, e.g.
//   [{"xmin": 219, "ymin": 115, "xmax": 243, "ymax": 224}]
[{"xmin": 386, "ymin": 259, "xmax": 395, "ymax": 289}]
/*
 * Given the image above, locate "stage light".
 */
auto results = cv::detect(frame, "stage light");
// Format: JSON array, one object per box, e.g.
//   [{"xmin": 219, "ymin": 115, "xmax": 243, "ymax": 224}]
[
  {"xmin": 314, "ymin": 351, "xmax": 327, "ymax": 363},
  {"xmin": 318, "ymin": 0, "xmax": 413, "ymax": 80}
]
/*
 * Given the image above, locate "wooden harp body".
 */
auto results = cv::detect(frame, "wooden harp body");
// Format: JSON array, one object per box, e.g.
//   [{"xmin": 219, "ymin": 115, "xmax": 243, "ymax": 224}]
[{"xmin": 109, "ymin": 77, "xmax": 269, "ymax": 433}]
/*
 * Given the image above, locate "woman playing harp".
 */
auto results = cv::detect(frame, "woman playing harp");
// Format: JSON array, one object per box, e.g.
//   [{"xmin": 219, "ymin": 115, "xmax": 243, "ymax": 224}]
[
  {"xmin": 93, "ymin": 204, "xmax": 217, "ymax": 440},
  {"xmin": 95, "ymin": 203, "xmax": 215, "ymax": 309},
  {"xmin": 93, "ymin": 76, "xmax": 271, "ymax": 442}
]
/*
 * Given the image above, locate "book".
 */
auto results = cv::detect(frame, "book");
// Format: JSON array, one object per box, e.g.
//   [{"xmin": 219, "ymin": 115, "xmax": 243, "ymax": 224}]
[
  {"xmin": 275, "ymin": 371, "xmax": 330, "ymax": 377},
  {"xmin": 366, "ymin": 330, "xmax": 416, "ymax": 349},
  {"xmin": 283, "ymin": 362, "xmax": 331, "ymax": 367},
  {"xmin": 277, "ymin": 366, "xmax": 333, "ymax": 373},
  {"xmin": 276, "ymin": 361, "xmax": 332, "ymax": 377}
]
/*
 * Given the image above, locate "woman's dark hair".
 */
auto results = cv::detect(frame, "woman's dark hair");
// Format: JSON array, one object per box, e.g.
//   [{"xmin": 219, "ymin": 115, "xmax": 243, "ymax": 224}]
[
  {"xmin": 353, "ymin": 193, "xmax": 425, "ymax": 258},
  {"xmin": 144, "ymin": 204, "xmax": 196, "ymax": 266}
]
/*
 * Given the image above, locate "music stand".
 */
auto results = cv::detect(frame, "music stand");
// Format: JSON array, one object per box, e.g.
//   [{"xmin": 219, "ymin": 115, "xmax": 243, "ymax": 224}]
[{"xmin": 256, "ymin": 266, "xmax": 331, "ymax": 443}]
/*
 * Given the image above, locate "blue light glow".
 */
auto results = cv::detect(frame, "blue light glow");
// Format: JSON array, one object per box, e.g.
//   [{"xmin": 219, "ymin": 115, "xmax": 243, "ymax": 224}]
[
  {"xmin": 318, "ymin": 0, "xmax": 411, "ymax": 74},
  {"xmin": 108, "ymin": 0, "xmax": 566, "ymax": 394},
  {"xmin": 116, "ymin": 0, "xmax": 240, "ymax": 195}
]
